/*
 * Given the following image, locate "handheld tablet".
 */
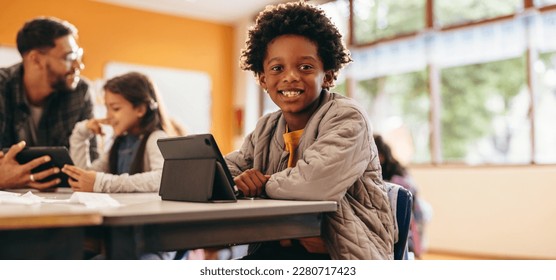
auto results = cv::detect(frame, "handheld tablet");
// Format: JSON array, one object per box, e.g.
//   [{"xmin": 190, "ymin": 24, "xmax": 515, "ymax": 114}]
[
  {"xmin": 157, "ymin": 134, "xmax": 237, "ymax": 203},
  {"xmin": 2, "ymin": 146, "xmax": 74, "ymax": 188}
]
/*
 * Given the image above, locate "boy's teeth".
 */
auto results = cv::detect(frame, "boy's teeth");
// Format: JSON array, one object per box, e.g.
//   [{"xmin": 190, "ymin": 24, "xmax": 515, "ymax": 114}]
[{"xmin": 282, "ymin": 91, "xmax": 300, "ymax": 97}]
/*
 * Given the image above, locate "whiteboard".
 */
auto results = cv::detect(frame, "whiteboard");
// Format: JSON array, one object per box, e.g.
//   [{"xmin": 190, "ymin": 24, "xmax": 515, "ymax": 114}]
[
  {"xmin": 0, "ymin": 46, "xmax": 21, "ymax": 67},
  {"xmin": 104, "ymin": 62, "xmax": 212, "ymax": 134}
]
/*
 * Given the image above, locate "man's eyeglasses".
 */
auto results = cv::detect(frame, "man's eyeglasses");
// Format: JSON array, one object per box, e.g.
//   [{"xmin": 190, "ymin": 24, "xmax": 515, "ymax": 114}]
[
  {"xmin": 40, "ymin": 47, "xmax": 84, "ymax": 69},
  {"xmin": 61, "ymin": 48, "xmax": 84, "ymax": 68}
]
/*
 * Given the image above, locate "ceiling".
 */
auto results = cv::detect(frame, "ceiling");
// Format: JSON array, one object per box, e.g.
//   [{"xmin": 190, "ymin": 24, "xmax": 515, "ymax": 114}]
[{"xmin": 94, "ymin": 0, "xmax": 288, "ymax": 24}]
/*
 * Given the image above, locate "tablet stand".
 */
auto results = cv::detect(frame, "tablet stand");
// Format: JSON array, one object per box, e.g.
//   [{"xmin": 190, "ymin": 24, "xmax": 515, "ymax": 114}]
[{"xmin": 159, "ymin": 158, "xmax": 237, "ymax": 202}]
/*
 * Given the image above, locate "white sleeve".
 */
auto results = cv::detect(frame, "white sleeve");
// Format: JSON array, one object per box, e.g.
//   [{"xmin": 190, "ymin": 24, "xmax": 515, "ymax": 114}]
[
  {"xmin": 69, "ymin": 120, "xmax": 109, "ymax": 172},
  {"xmin": 92, "ymin": 130, "xmax": 167, "ymax": 193},
  {"xmin": 144, "ymin": 130, "xmax": 167, "ymax": 171},
  {"xmin": 93, "ymin": 170, "xmax": 162, "ymax": 193}
]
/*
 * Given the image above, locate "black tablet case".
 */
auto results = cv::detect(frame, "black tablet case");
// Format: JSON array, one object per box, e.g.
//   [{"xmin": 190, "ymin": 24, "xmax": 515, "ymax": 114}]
[
  {"xmin": 157, "ymin": 134, "xmax": 237, "ymax": 203},
  {"xmin": 2, "ymin": 146, "xmax": 73, "ymax": 188}
]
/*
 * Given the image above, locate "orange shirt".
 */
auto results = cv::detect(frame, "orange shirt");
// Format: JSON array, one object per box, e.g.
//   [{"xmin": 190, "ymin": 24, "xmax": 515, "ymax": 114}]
[{"xmin": 283, "ymin": 128, "xmax": 304, "ymax": 168}]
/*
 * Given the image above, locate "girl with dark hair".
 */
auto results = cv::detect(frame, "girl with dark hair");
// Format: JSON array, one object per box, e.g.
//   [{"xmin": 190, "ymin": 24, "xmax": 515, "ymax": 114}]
[
  {"xmin": 373, "ymin": 134, "xmax": 408, "ymax": 182},
  {"xmin": 62, "ymin": 72, "xmax": 179, "ymax": 193}
]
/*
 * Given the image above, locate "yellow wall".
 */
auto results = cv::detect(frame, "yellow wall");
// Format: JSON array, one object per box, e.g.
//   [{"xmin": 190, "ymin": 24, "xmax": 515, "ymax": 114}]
[
  {"xmin": 412, "ymin": 165, "xmax": 556, "ymax": 259},
  {"xmin": 0, "ymin": 0, "xmax": 235, "ymax": 153}
]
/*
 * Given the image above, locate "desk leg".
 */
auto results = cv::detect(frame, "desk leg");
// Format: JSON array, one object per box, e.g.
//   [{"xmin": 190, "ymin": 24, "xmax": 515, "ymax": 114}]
[
  {"xmin": 104, "ymin": 225, "xmax": 144, "ymax": 260},
  {"xmin": 0, "ymin": 227, "xmax": 84, "ymax": 260}
]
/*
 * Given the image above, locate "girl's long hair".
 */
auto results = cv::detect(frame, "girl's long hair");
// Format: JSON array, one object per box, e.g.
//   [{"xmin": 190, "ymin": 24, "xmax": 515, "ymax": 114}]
[{"xmin": 373, "ymin": 134, "xmax": 407, "ymax": 181}]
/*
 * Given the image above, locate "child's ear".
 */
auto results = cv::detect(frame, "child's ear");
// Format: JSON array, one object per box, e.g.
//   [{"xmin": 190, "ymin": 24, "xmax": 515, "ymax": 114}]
[
  {"xmin": 136, "ymin": 104, "xmax": 147, "ymax": 118},
  {"xmin": 258, "ymin": 72, "xmax": 267, "ymax": 90},
  {"xmin": 322, "ymin": 71, "xmax": 334, "ymax": 88}
]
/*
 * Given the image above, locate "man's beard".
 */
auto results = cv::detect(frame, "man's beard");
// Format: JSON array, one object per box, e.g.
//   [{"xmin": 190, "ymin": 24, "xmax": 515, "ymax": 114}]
[{"xmin": 47, "ymin": 65, "xmax": 79, "ymax": 93}]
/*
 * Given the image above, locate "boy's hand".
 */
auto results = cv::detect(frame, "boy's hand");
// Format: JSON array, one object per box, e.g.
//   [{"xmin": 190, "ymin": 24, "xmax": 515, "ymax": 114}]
[
  {"xmin": 234, "ymin": 169, "xmax": 270, "ymax": 197},
  {"xmin": 62, "ymin": 164, "xmax": 96, "ymax": 192}
]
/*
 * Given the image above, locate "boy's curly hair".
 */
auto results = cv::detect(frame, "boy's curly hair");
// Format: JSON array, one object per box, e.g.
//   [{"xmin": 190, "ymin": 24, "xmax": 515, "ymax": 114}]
[{"xmin": 240, "ymin": 2, "xmax": 352, "ymax": 86}]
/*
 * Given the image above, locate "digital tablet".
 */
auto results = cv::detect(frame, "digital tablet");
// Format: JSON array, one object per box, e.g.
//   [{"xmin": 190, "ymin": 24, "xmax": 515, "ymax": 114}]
[
  {"xmin": 157, "ymin": 134, "xmax": 237, "ymax": 202},
  {"xmin": 2, "ymin": 146, "xmax": 74, "ymax": 188}
]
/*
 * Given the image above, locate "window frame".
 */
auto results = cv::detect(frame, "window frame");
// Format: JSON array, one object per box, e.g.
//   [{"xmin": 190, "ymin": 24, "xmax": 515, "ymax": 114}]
[{"xmin": 345, "ymin": 0, "xmax": 556, "ymax": 166}]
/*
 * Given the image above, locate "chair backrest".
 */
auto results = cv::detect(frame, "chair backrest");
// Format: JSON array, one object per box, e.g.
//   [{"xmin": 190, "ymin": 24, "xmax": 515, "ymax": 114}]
[{"xmin": 385, "ymin": 182, "xmax": 413, "ymax": 260}]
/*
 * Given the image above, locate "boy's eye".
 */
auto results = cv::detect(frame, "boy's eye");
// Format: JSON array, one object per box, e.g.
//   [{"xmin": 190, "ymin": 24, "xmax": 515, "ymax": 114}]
[
  {"xmin": 270, "ymin": 65, "xmax": 283, "ymax": 71},
  {"xmin": 300, "ymin": 64, "xmax": 313, "ymax": 71}
]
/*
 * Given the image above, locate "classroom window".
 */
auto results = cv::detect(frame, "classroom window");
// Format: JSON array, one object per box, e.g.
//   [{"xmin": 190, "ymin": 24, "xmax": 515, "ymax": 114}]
[
  {"xmin": 440, "ymin": 57, "xmax": 529, "ymax": 164},
  {"xmin": 352, "ymin": 0, "xmax": 425, "ymax": 45},
  {"xmin": 535, "ymin": 52, "xmax": 556, "ymax": 163},
  {"xmin": 320, "ymin": 0, "xmax": 350, "ymax": 39},
  {"xmin": 342, "ymin": 0, "xmax": 556, "ymax": 165},
  {"xmin": 535, "ymin": 0, "xmax": 556, "ymax": 7},
  {"xmin": 435, "ymin": 0, "xmax": 523, "ymax": 27},
  {"xmin": 353, "ymin": 71, "xmax": 430, "ymax": 164}
]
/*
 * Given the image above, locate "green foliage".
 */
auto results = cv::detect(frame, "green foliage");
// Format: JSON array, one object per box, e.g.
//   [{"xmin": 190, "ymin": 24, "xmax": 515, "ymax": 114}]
[
  {"xmin": 358, "ymin": 77, "xmax": 382, "ymax": 100},
  {"xmin": 440, "ymin": 57, "xmax": 525, "ymax": 160},
  {"xmin": 351, "ymin": 0, "xmax": 528, "ymax": 163},
  {"xmin": 435, "ymin": 0, "xmax": 522, "ymax": 26},
  {"xmin": 357, "ymin": 71, "xmax": 430, "ymax": 162},
  {"xmin": 353, "ymin": 0, "xmax": 521, "ymax": 44},
  {"xmin": 333, "ymin": 80, "xmax": 347, "ymax": 96},
  {"xmin": 353, "ymin": 0, "xmax": 425, "ymax": 44}
]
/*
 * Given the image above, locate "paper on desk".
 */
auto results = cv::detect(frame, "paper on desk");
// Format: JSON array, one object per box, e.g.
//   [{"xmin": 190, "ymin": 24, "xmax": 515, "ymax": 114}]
[
  {"xmin": 0, "ymin": 191, "xmax": 42, "ymax": 205},
  {"xmin": 0, "ymin": 191, "xmax": 120, "ymax": 208},
  {"xmin": 68, "ymin": 192, "xmax": 121, "ymax": 208}
]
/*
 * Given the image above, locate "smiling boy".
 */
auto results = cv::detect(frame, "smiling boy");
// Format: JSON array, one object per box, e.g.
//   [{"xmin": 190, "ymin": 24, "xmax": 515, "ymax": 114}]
[{"xmin": 225, "ymin": 2, "xmax": 395, "ymax": 260}]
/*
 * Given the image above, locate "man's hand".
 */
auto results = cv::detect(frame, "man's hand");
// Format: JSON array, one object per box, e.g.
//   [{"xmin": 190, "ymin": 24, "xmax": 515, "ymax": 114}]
[{"xmin": 0, "ymin": 141, "xmax": 60, "ymax": 189}]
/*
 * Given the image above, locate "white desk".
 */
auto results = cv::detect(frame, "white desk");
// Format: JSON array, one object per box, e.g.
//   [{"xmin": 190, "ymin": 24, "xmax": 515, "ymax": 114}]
[{"xmin": 0, "ymin": 191, "xmax": 337, "ymax": 259}]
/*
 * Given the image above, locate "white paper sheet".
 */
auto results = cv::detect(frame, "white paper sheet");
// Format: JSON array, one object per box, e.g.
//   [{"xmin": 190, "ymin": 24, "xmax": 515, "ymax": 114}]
[{"xmin": 0, "ymin": 191, "xmax": 120, "ymax": 208}]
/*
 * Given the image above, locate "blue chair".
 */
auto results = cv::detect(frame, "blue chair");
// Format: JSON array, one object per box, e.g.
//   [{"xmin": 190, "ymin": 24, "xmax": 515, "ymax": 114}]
[{"xmin": 385, "ymin": 182, "xmax": 413, "ymax": 260}]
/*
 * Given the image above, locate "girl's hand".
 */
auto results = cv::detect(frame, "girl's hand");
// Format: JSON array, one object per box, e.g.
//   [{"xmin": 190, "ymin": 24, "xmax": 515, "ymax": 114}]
[
  {"xmin": 61, "ymin": 164, "xmax": 96, "ymax": 192},
  {"xmin": 233, "ymin": 169, "xmax": 270, "ymax": 197},
  {"xmin": 86, "ymin": 118, "xmax": 110, "ymax": 135}
]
